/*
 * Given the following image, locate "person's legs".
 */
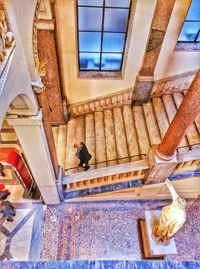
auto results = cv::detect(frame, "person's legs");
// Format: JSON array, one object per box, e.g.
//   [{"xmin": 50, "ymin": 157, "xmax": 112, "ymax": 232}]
[{"xmin": 83, "ymin": 160, "xmax": 90, "ymax": 171}]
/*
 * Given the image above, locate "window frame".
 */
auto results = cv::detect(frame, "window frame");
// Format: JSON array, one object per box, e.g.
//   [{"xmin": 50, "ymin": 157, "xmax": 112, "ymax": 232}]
[
  {"xmin": 76, "ymin": 0, "xmax": 132, "ymax": 73},
  {"xmin": 176, "ymin": 0, "xmax": 200, "ymax": 51}
]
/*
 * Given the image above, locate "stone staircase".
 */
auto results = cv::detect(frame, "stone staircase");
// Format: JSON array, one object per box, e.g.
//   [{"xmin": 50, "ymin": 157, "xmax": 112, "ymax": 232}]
[
  {"xmin": 0, "ymin": 119, "xmax": 18, "ymax": 146},
  {"xmin": 53, "ymin": 92, "xmax": 200, "ymax": 173},
  {"xmin": 52, "ymin": 92, "xmax": 200, "ymax": 199}
]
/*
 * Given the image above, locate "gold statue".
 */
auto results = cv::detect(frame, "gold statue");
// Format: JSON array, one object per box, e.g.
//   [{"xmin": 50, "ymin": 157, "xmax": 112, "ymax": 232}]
[{"xmin": 152, "ymin": 179, "xmax": 187, "ymax": 245}]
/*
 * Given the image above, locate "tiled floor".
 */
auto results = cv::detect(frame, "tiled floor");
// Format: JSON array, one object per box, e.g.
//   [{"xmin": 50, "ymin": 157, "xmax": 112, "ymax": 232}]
[
  {"xmin": 0, "ymin": 199, "xmax": 199, "ymax": 261},
  {"xmin": 41, "ymin": 199, "xmax": 200, "ymax": 261}
]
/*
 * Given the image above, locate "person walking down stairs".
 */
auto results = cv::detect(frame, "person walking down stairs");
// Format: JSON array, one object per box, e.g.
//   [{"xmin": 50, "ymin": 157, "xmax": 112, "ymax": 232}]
[{"xmin": 74, "ymin": 142, "xmax": 92, "ymax": 171}]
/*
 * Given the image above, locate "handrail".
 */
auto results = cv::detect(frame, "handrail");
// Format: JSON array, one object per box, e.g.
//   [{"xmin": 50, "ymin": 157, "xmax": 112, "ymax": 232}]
[
  {"xmin": 65, "ymin": 143, "xmax": 200, "ymax": 172},
  {"xmin": 177, "ymin": 143, "xmax": 200, "ymax": 153},
  {"xmin": 65, "ymin": 153, "xmax": 147, "ymax": 172}
]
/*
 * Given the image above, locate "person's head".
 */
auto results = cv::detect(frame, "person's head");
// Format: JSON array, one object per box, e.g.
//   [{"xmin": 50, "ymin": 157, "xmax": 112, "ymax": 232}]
[{"xmin": 74, "ymin": 142, "xmax": 83, "ymax": 149}]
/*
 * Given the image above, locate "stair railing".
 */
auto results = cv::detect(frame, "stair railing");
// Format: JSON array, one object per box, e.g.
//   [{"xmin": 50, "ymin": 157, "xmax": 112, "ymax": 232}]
[
  {"xmin": 177, "ymin": 142, "xmax": 200, "ymax": 153},
  {"xmin": 65, "ymin": 153, "xmax": 147, "ymax": 173}
]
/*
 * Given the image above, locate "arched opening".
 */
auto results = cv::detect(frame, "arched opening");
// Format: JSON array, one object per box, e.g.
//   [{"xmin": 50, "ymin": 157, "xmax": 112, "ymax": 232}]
[{"xmin": 0, "ymin": 94, "xmax": 40, "ymax": 203}]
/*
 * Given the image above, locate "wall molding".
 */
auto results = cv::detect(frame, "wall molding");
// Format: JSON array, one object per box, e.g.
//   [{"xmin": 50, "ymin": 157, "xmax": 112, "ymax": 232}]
[
  {"xmin": 68, "ymin": 88, "xmax": 133, "ymax": 116},
  {"xmin": 151, "ymin": 70, "xmax": 198, "ymax": 97}
]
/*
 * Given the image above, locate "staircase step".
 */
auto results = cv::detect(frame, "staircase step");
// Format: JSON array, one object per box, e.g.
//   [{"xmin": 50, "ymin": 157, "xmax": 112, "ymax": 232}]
[
  {"xmin": 52, "ymin": 126, "xmax": 59, "ymax": 148},
  {"xmin": 162, "ymin": 95, "xmax": 189, "ymax": 151},
  {"xmin": 85, "ymin": 113, "xmax": 96, "ymax": 169},
  {"xmin": 142, "ymin": 101, "xmax": 161, "ymax": 145},
  {"xmin": 75, "ymin": 116, "xmax": 85, "ymax": 143},
  {"xmin": 122, "ymin": 105, "xmax": 140, "ymax": 161},
  {"xmin": 104, "ymin": 109, "xmax": 118, "ymax": 166},
  {"xmin": 113, "ymin": 107, "xmax": 129, "ymax": 163},
  {"xmin": 57, "ymin": 125, "xmax": 67, "ymax": 168},
  {"xmin": 132, "ymin": 106, "xmax": 150, "ymax": 155},
  {"xmin": 1, "ymin": 119, "xmax": 13, "ymax": 129},
  {"xmin": 65, "ymin": 118, "xmax": 77, "ymax": 172},
  {"xmin": 0, "ymin": 132, "xmax": 18, "ymax": 142},
  {"xmin": 173, "ymin": 92, "xmax": 200, "ymax": 146},
  {"xmin": 94, "ymin": 112, "xmax": 107, "ymax": 168},
  {"xmin": 152, "ymin": 97, "xmax": 169, "ymax": 138}
]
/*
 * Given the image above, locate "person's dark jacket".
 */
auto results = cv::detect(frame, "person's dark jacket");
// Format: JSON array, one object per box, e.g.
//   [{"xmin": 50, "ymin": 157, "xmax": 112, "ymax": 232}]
[
  {"xmin": 1, "ymin": 201, "xmax": 15, "ymax": 217},
  {"xmin": 79, "ymin": 143, "xmax": 92, "ymax": 163}
]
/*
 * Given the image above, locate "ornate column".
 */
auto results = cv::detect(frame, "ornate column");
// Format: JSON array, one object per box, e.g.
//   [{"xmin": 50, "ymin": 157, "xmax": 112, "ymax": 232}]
[
  {"xmin": 7, "ymin": 111, "xmax": 60, "ymax": 205},
  {"xmin": 146, "ymin": 69, "xmax": 200, "ymax": 184},
  {"xmin": 132, "ymin": 0, "xmax": 176, "ymax": 105},
  {"xmin": 157, "ymin": 69, "xmax": 200, "ymax": 159}
]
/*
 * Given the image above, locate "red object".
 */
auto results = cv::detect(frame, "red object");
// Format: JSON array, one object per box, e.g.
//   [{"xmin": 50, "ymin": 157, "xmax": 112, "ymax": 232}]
[
  {"xmin": 0, "ymin": 184, "xmax": 5, "ymax": 191},
  {"xmin": 0, "ymin": 148, "xmax": 33, "ymax": 191}
]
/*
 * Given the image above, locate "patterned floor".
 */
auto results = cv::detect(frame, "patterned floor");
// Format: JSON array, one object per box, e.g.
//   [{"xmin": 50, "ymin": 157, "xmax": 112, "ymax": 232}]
[
  {"xmin": 0, "ymin": 199, "xmax": 199, "ymax": 261},
  {"xmin": 41, "ymin": 199, "xmax": 200, "ymax": 261}
]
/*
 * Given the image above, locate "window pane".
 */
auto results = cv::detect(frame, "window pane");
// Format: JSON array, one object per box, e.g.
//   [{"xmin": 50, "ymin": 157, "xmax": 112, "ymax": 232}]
[
  {"xmin": 197, "ymin": 31, "xmax": 200, "ymax": 41},
  {"xmin": 104, "ymin": 8, "xmax": 129, "ymax": 32},
  {"xmin": 101, "ymin": 53, "xmax": 122, "ymax": 70},
  {"xmin": 78, "ymin": 7, "xmax": 103, "ymax": 31},
  {"xmin": 105, "ymin": 0, "xmax": 130, "ymax": 8},
  {"xmin": 78, "ymin": 0, "xmax": 103, "ymax": 6},
  {"xmin": 186, "ymin": 0, "xmax": 200, "ymax": 20},
  {"xmin": 79, "ymin": 32, "xmax": 101, "ymax": 52},
  {"xmin": 178, "ymin": 22, "xmax": 200, "ymax": 41},
  {"xmin": 79, "ymin": 53, "xmax": 100, "ymax": 70},
  {"xmin": 103, "ymin": 33, "xmax": 125, "ymax": 52}
]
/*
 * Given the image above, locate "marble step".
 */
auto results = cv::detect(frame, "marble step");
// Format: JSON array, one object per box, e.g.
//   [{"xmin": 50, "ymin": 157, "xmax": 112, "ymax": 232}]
[
  {"xmin": 57, "ymin": 124, "xmax": 67, "ymax": 168},
  {"xmin": 113, "ymin": 107, "xmax": 129, "ymax": 164},
  {"xmin": 132, "ymin": 105, "xmax": 150, "ymax": 155},
  {"xmin": 152, "ymin": 97, "xmax": 169, "ymax": 139},
  {"xmin": 104, "ymin": 109, "xmax": 118, "ymax": 166},
  {"xmin": 142, "ymin": 101, "xmax": 161, "ymax": 145},
  {"xmin": 122, "ymin": 105, "xmax": 140, "ymax": 161},
  {"xmin": 94, "ymin": 111, "xmax": 107, "ymax": 168}
]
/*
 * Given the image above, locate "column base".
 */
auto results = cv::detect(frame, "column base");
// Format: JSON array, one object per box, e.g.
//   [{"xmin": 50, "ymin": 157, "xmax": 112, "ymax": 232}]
[{"xmin": 145, "ymin": 146, "xmax": 178, "ymax": 184}]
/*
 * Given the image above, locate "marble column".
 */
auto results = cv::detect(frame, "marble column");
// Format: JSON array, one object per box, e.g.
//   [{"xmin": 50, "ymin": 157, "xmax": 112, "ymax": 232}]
[
  {"xmin": 146, "ymin": 70, "xmax": 200, "ymax": 184},
  {"xmin": 157, "ymin": 69, "xmax": 200, "ymax": 159},
  {"xmin": 7, "ymin": 111, "xmax": 60, "ymax": 204},
  {"xmin": 132, "ymin": 0, "xmax": 176, "ymax": 104}
]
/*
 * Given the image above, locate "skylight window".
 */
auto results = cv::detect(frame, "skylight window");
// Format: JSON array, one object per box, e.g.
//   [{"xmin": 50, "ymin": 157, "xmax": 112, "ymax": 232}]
[
  {"xmin": 77, "ymin": 0, "xmax": 131, "ymax": 71},
  {"xmin": 178, "ymin": 0, "xmax": 200, "ymax": 42}
]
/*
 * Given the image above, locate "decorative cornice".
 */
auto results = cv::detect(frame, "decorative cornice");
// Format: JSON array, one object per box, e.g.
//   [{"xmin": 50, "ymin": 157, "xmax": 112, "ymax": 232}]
[
  {"xmin": 68, "ymin": 88, "xmax": 133, "ymax": 117},
  {"xmin": 33, "ymin": 1, "xmax": 40, "ymax": 66},
  {"xmin": 37, "ymin": 0, "xmax": 54, "ymax": 30},
  {"xmin": 151, "ymin": 70, "xmax": 197, "ymax": 97}
]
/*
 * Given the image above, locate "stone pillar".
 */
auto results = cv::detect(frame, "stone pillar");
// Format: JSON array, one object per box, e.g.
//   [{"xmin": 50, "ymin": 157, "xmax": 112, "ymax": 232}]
[
  {"xmin": 36, "ymin": 89, "xmax": 59, "ymax": 178},
  {"xmin": 157, "ymin": 69, "xmax": 200, "ymax": 159},
  {"xmin": 132, "ymin": 0, "xmax": 176, "ymax": 104},
  {"xmin": 7, "ymin": 111, "xmax": 60, "ymax": 205},
  {"xmin": 146, "ymin": 69, "xmax": 200, "ymax": 184},
  {"xmin": 145, "ymin": 146, "xmax": 177, "ymax": 185}
]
